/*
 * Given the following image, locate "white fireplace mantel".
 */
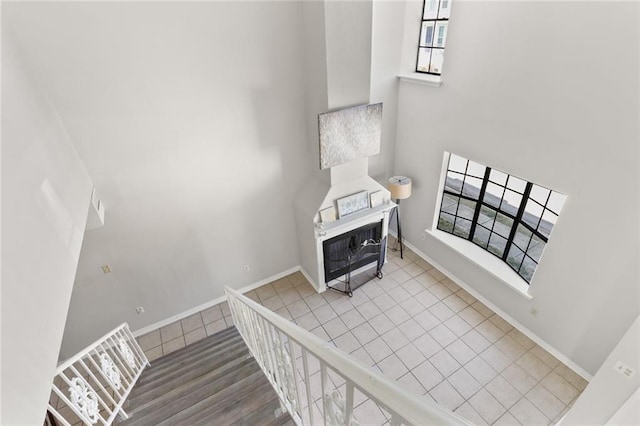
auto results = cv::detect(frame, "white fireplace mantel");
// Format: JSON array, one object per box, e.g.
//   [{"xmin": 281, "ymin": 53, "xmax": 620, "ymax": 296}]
[
  {"xmin": 313, "ymin": 202, "xmax": 396, "ymax": 292},
  {"xmin": 314, "ymin": 202, "xmax": 396, "ymax": 241},
  {"xmin": 294, "ymin": 158, "xmax": 395, "ymax": 294}
]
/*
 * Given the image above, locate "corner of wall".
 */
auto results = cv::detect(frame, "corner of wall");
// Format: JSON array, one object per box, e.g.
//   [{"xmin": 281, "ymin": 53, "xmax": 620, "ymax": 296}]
[{"xmin": 1, "ymin": 30, "xmax": 93, "ymax": 424}]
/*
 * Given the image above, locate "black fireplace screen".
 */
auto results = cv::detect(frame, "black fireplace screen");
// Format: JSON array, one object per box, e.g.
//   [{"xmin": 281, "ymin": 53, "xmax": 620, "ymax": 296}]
[{"xmin": 323, "ymin": 221, "xmax": 383, "ymax": 283}]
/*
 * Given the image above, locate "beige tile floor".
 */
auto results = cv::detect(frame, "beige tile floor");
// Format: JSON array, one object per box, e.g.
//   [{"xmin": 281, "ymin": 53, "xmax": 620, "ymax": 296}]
[
  {"xmin": 136, "ymin": 244, "xmax": 588, "ymax": 425},
  {"xmin": 136, "ymin": 300, "xmax": 234, "ymax": 362}
]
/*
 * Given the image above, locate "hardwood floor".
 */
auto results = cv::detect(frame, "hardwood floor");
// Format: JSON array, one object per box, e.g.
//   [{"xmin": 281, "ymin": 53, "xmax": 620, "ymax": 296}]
[{"xmin": 119, "ymin": 327, "xmax": 293, "ymax": 426}]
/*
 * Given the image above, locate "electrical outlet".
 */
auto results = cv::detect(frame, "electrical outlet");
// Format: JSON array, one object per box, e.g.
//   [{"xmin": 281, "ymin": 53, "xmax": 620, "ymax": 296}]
[
  {"xmin": 243, "ymin": 265, "xmax": 250, "ymax": 271},
  {"xmin": 136, "ymin": 306, "xmax": 145, "ymax": 314},
  {"xmin": 614, "ymin": 361, "xmax": 636, "ymax": 379}
]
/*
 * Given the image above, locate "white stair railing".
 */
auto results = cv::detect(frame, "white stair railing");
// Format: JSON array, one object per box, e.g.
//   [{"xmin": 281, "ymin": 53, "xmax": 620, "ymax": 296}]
[
  {"xmin": 225, "ymin": 286, "xmax": 472, "ymax": 426},
  {"xmin": 47, "ymin": 323, "xmax": 149, "ymax": 426}
]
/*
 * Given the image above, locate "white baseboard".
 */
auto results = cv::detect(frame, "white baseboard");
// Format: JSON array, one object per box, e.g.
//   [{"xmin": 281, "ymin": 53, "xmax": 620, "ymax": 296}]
[
  {"xmin": 132, "ymin": 233, "xmax": 593, "ymax": 381},
  {"xmin": 132, "ymin": 266, "xmax": 300, "ymax": 337},
  {"xmin": 299, "ymin": 267, "xmax": 320, "ymax": 293},
  {"xmin": 389, "ymin": 230, "xmax": 593, "ymax": 381}
]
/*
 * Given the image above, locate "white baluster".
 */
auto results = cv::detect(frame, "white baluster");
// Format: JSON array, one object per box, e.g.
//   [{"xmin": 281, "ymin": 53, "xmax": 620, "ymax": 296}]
[
  {"xmin": 59, "ymin": 371, "xmax": 107, "ymax": 425},
  {"xmin": 52, "ymin": 383, "xmax": 91, "ymax": 425},
  {"xmin": 86, "ymin": 349, "xmax": 124, "ymax": 401},
  {"xmin": 98, "ymin": 341, "xmax": 132, "ymax": 387},
  {"xmin": 106, "ymin": 336, "xmax": 136, "ymax": 378},
  {"xmin": 98, "ymin": 353, "xmax": 122, "ymax": 390},
  {"xmin": 323, "ymin": 389, "xmax": 359, "ymax": 426},
  {"xmin": 287, "ymin": 337, "xmax": 303, "ymax": 419},
  {"xmin": 47, "ymin": 403, "xmax": 72, "ymax": 426},
  {"xmin": 68, "ymin": 364, "xmax": 113, "ymax": 421},
  {"xmin": 302, "ymin": 348, "xmax": 315, "ymax": 426},
  {"xmin": 344, "ymin": 382, "xmax": 355, "ymax": 426},
  {"xmin": 247, "ymin": 309, "xmax": 264, "ymax": 367},
  {"xmin": 122, "ymin": 327, "xmax": 149, "ymax": 367},
  {"xmin": 276, "ymin": 328, "xmax": 295, "ymax": 409},
  {"xmin": 266, "ymin": 322, "xmax": 288, "ymax": 402},
  {"xmin": 258, "ymin": 315, "xmax": 279, "ymax": 385},
  {"xmin": 115, "ymin": 330, "xmax": 138, "ymax": 370},
  {"xmin": 78, "ymin": 357, "xmax": 120, "ymax": 409},
  {"xmin": 252, "ymin": 312, "xmax": 269, "ymax": 370},
  {"xmin": 242, "ymin": 305, "xmax": 259, "ymax": 359},
  {"xmin": 321, "ymin": 363, "xmax": 328, "ymax": 426}
]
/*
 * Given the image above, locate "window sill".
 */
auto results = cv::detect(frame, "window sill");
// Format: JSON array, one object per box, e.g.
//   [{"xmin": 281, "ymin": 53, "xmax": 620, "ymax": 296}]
[
  {"xmin": 398, "ymin": 73, "xmax": 442, "ymax": 87},
  {"xmin": 426, "ymin": 229, "xmax": 534, "ymax": 300}
]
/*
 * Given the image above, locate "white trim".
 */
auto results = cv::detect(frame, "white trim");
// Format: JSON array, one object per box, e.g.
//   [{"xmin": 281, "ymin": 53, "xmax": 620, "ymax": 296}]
[
  {"xmin": 398, "ymin": 73, "xmax": 442, "ymax": 87},
  {"xmin": 234, "ymin": 266, "xmax": 301, "ymax": 295},
  {"xmin": 299, "ymin": 266, "xmax": 320, "ymax": 293},
  {"xmin": 427, "ymin": 151, "xmax": 533, "ymax": 299},
  {"xmin": 131, "ymin": 266, "xmax": 300, "ymax": 337},
  {"xmin": 427, "ymin": 229, "xmax": 533, "ymax": 300},
  {"xmin": 132, "ymin": 241, "xmax": 593, "ymax": 382},
  {"xmin": 390, "ymin": 230, "xmax": 593, "ymax": 381}
]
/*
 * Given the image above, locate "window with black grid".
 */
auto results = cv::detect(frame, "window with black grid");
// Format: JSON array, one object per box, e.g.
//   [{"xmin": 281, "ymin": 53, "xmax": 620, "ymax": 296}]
[
  {"xmin": 437, "ymin": 154, "xmax": 566, "ymax": 283},
  {"xmin": 416, "ymin": 0, "xmax": 451, "ymax": 75}
]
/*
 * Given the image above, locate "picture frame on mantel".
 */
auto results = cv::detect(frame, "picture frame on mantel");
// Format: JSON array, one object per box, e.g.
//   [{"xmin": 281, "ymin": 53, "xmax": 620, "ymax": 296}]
[
  {"xmin": 319, "ymin": 206, "xmax": 337, "ymax": 224},
  {"xmin": 369, "ymin": 190, "xmax": 384, "ymax": 208},
  {"xmin": 336, "ymin": 191, "xmax": 369, "ymax": 218}
]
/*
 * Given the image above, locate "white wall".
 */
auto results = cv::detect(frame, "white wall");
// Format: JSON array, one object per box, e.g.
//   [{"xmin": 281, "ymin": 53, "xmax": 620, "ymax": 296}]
[
  {"xmin": 3, "ymin": 2, "xmax": 310, "ymax": 357},
  {"xmin": 325, "ymin": 0, "xmax": 372, "ymax": 109},
  {"xmin": 369, "ymin": 0, "xmax": 407, "ymax": 182},
  {"xmin": 561, "ymin": 316, "xmax": 640, "ymax": 425},
  {"xmin": 301, "ymin": 0, "xmax": 330, "ymax": 176},
  {"xmin": 294, "ymin": 0, "xmax": 331, "ymax": 291},
  {"xmin": 1, "ymin": 32, "xmax": 92, "ymax": 425},
  {"xmin": 391, "ymin": 1, "xmax": 639, "ymax": 374},
  {"xmin": 295, "ymin": 0, "xmax": 389, "ymax": 288}
]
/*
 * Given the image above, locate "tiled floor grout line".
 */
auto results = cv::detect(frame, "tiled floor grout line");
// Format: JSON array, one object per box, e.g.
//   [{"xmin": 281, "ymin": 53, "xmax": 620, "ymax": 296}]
[
  {"xmin": 247, "ymin": 267, "xmax": 572, "ymax": 425},
  {"xmin": 134, "ymin": 245, "xmax": 586, "ymax": 426}
]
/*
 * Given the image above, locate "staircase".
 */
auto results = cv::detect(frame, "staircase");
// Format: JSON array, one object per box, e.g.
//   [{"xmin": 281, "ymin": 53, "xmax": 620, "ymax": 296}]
[
  {"xmin": 117, "ymin": 326, "xmax": 293, "ymax": 426},
  {"xmin": 49, "ymin": 290, "xmax": 469, "ymax": 426}
]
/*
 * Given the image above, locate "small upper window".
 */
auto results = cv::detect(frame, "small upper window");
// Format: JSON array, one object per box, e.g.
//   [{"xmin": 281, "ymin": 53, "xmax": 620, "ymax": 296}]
[
  {"xmin": 437, "ymin": 153, "xmax": 566, "ymax": 283},
  {"xmin": 417, "ymin": 0, "xmax": 451, "ymax": 75}
]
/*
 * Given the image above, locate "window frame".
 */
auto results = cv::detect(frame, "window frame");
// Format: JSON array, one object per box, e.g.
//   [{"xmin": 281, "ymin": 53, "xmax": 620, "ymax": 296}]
[
  {"xmin": 436, "ymin": 154, "xmax": 564, "ymax": 284},
  {"xmin": 416, "ymin": 0, "xmax": 451, "ymax": 76}
]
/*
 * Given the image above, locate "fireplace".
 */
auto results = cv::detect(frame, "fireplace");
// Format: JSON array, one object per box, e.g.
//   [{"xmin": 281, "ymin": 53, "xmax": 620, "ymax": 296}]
[
  {"xmin": 293, "ymin": 170, "xmax": 396, "ymax": 293},
  {"xmin": 323, "ymin": 221, "xmax": 383, "ymax": 283}
]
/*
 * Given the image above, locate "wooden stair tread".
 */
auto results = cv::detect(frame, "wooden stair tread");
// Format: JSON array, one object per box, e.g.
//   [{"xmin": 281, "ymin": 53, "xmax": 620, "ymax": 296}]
[
  {"xmin": 230, "ymin": 397, "xmax": 291, "ymax": 426},
  {"xmin": 136, "ymin": 327, "xmax": 243, "ymax": 384},
  {"xmin": 130, "ymin": 339, "xmax": 249, "ymax": 396},
  {"xmin": 126, "ymin": 351, "xmax": 254, "ymax": 416},
  {"xmin": 164, "ymin": 371, "xmax": 274, "ymax": 426}
]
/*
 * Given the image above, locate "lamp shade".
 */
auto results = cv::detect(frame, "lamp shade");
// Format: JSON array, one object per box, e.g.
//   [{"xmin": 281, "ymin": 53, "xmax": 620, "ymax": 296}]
[{"xmin": 388, "ymin": 176, "xmax": 412, "ymax": 200}]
